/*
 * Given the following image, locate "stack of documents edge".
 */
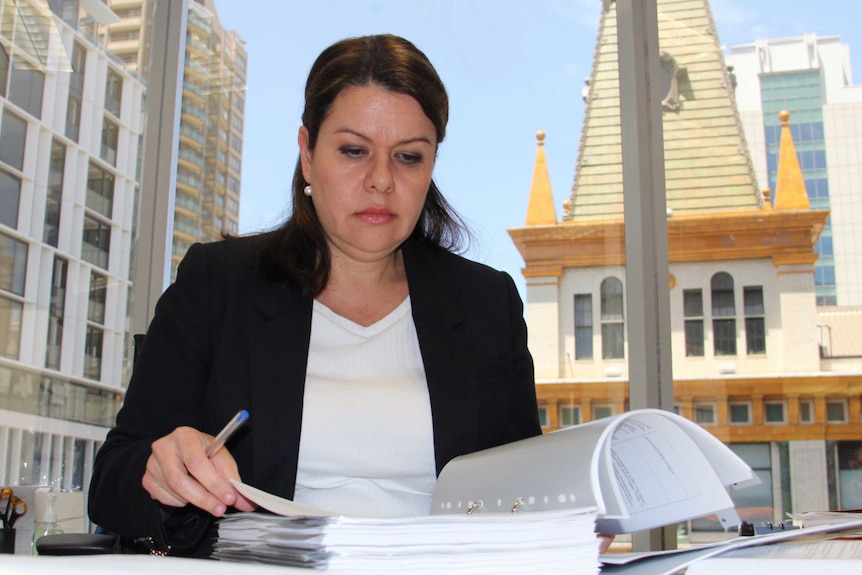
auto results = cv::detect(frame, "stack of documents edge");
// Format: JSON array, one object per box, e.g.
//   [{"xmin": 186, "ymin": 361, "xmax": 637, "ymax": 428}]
[{"xmin": 213, "ymin": 507, "xmax": 600, "ymax": 574}]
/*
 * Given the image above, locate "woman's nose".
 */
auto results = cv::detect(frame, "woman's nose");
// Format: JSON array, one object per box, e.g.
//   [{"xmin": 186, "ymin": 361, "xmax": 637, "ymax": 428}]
[{"xmin": 366, "ymin": 155, "xmax": 393, "ymax": 193}]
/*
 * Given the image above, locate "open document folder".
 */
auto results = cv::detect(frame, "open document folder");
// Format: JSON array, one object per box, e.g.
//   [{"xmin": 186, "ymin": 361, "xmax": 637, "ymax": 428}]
[
  {"xmin": 431, "ymin": 408, "xmax": 759, "ymax": 534},
  {"xmin": 215, "ymin": 409, "xmax": 757, "ymax": 571}
]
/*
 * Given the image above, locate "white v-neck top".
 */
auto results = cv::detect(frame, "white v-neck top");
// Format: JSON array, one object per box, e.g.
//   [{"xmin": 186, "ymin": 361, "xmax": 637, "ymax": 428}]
[{"xmin": 293, "ymin": 297, "xmax": 437, "ymax": 517}]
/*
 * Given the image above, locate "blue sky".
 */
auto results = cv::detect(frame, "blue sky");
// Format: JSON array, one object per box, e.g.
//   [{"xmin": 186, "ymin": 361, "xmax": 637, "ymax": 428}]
[{"xmin": 214, "ymin": 0, "xmax": 860, "ymax": 298}]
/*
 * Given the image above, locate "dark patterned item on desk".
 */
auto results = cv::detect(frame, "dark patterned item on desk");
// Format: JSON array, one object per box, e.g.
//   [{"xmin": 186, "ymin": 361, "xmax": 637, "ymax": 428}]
[{"xmin": 0, "ymin": 528, "xmax": 14, "ymax": 554}]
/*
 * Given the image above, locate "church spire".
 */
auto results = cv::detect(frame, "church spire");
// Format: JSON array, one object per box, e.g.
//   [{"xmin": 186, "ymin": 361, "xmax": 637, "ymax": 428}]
[
  {"xmin": 773, "ymin": 110, "xmax": 811, "ymax": 211},
  {"xmin": 566, "ymin": 0, "xmax": 763, "ymax": 221},
  {"xmin": 524, "ymin": 130, "xmax": 557, "ymax": 226}
]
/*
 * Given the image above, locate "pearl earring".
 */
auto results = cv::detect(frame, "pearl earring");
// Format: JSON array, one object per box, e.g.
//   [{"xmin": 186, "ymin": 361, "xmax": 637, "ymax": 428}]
[{"xmin": 303, "ymin": 185, "xmax": 312, "ymax": 196}]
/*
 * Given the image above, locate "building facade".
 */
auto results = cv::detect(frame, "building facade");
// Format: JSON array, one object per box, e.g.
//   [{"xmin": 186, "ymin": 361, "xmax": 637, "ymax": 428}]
[
  {"xmin": 509, "ymin": 0, "xmax": 862, "ymax": 539},
  {"xmin": 106, "ymin": 0, "xmax": 247, "ymax": 278},
  {"xmin": 0, "ymin": 0, "xmax": 246, "ymax": 525},
  {"xmin": 1, "ymin": 0, "xmax": 144, "ymax": 495},
  {"xmin": 727, "ymin": 35, "xmax": 862, "ymax": 306}
]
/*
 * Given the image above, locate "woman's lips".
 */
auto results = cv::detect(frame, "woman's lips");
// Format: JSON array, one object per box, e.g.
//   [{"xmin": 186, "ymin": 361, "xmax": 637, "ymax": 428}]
[{"xmin": 356, "ymin": 207, "xmax": 394, "ymax": 224}]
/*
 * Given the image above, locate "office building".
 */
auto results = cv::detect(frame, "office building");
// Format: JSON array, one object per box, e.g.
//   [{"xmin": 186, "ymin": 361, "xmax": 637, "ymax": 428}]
[
  {"xmin": 727, "ymin": 35, "xmax": 862, "ymax": 306},
  {"xmin": 1, "ymin": 0, "xmax": 144, "ymax": 492},
  {"xmin": 106, "ymin": 0, "xmax": 247, "ymax": 278},
  {"xmin": 509, "ymin": 0, "xmax": 862, "ymax": 537},
  {"xmin": 0, "ymin": 0, "xmax": 246, "ymax": 520}
]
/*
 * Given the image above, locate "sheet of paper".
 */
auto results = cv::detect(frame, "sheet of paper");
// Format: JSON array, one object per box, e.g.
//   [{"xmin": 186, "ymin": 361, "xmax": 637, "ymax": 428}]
[
  {"xmin": 597, "ymin": 411, "xmax": 743, "ymax": 533},
  {"xmin": 230, "ymin": 479, "xmax": 340, "ymax": 517}
]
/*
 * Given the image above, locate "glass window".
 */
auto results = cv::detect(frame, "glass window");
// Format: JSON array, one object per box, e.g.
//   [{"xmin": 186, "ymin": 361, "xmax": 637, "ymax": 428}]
[
  {"xmin": 538, "ymin": 405, "xmax": 548, "ymax": 428},
  {"xmin": 44, "ymin": 139, "xmax": 65, "ymax": 246},
  {"xmin": 0, "ymin": 231, "xmax": 27, "ymax": 296},
  {"xmin": 9, "ymin": 57, "xmax": 45, "ymax": 119},
  {"xmin": 88, "ymin": 272, "xmax": 107, "ymax": 324},
  {"xmin": 826, "ymin": 400, "xmax": 848, "ymax": 423},
  {"xmin": 0, "ymin": 109, "xmax": 27, "ymax": 170},
  {"xmin": 105, "ymin": 67, "xmax": 123, "ymax": 116},
  {"xmin": 725, "ymin": 443, "xmax": 775, "ymax": 530},
  {"xmin": 65, "ymin": 42, "xmax": 86, "ymax": 142},
  {"xmin": 729, "ymin": 402, "xmax": 750, "ymax": 424},
  {"xmin": 744, "ymin": 286, "xmax": 766, "ymax": 355},
  {"xmin": 0, "ymin": 169, "xmax": 21, "ymax": 229},
  {"xmin": 86, "ymin": 162, "xmax": 114, "ymax": 218},
  {"xmin": 799, "ymin": 400, "xmax": 814, "ymax": 423},
  {"xmin": 600, "ymin": 277, "xmax": 624, "ymax": 359},
  {"xmin": 712, "ymin": 273, "xmax": 737, "ymax": 356},
  {"xmin": 0, "ymin": 44, "xmax": 8, "ymax": 97},
  {"xmin": 694, "ymin": 404, "xmax": 715, "ymax": 425},
  {"xmin": 81, "ymin": 215, "xmax": 111, "ymax": 270},
  {"xmin": 592, "ymin": 405, "xmax": 613, "ymax": 420},
  {"xmin": 45, "ymin": 256, "xmax": 68, "ymax": 370},
  {"xmin": 559, "ymin": 405, "xmax": 580, "ymax": 428},
  {"xmin": 0, "ymin": 295, "xmax": 23, "ymax": 359},
  {"xmin": 764, "ymin": 401, "xmax": 785, "ymax": 423},
  {"xmin": 837, "ymin": 442, "xmax": 862, "ymax": 510},
  {"xmin": 684, "ymin": 289, "xmax": 704, "ymax": 357},
  {"xmin": 83, "ymin": 326, "xmax": 103, "ymax": 380},
  {"xmin": 100, "ymin": 117, "xmax": 119, "ymax": 166},
  {"xmin": 574, "ymin": 293, "xmax": 593, "ymax": 360},
  {"xmin": 47, "ymin": 0, "xmax": 79, "ymax": 28}
]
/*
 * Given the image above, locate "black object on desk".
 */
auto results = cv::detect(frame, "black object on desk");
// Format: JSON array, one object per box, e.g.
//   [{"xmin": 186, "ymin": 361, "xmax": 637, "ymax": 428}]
[
  {"xmin": 35, "ymin": 533, "xmax": 120, "ymax": 555},
  {"xmin": 0, "ymin": 528, "xmax": 14, "ymax": 554}
]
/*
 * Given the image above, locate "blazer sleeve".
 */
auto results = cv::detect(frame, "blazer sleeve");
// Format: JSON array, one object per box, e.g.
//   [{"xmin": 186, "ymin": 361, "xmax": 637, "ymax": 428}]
[
  {"xmin": 88, "ymin": 242, "xmax": 218, "ymax": 555},
  {"xmin": 499, "ymin": 270, "xmax": 542, "ymax": 445}
]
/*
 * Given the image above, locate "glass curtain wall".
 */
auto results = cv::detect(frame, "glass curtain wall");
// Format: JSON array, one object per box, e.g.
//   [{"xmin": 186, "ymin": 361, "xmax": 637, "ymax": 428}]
[{"xmin": 2, "ymin": 0, "xmax": 859, "ymax": 550}]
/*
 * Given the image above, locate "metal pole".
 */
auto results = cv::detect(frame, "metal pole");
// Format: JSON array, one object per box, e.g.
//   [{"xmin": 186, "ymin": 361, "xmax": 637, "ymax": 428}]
[
  {"xmin": 616, "ymin": 0, "xmax": 676, "ymax": 552},
  {"xmin": 130, "ymin": 0, "xmax": 188, "ymax": 337}
]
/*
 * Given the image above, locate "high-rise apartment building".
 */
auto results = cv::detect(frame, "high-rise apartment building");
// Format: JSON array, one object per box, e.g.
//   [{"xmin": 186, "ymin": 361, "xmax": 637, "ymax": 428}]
[
  {"xmin": 727, "ymin": 35, "xmax": 862, "ymax": 306},
  {"xmin": 0, "ymin": 0, "xmax": 245, "ymax": 527},
  {"xmin": 1, "ymin": 0, "xmax": 144, "ymax": 494},
  {"xmin": 106, "ymin": 0, "xmax": 247, "ymax": 278}
]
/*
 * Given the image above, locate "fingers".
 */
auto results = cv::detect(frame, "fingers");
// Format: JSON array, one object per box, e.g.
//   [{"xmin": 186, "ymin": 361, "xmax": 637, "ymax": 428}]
[
  {"xmin": 143, "ymin": 426, "xmax": 246, "ymax": 517},
  {"xmin": 598, "ymin": 533, "xmax": 615, "ymax": 553}
]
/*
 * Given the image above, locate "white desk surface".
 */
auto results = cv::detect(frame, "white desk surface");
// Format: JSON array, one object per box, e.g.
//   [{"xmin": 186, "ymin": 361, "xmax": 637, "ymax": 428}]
[{"xmin": 0, "ymin": 554, "xmax": 332, "ymax": 574}]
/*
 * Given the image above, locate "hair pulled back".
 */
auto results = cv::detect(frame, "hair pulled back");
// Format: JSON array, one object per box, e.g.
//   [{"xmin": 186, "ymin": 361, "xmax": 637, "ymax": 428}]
[{"xmin": 258, "ymin": 34, "xmax": 470, "ymax": 296}]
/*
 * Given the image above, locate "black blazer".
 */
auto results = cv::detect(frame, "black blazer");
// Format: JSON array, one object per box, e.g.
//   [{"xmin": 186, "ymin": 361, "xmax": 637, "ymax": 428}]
[{"xmin": 89, "ymin": 234, "xmax": 540, "ymax": 555}]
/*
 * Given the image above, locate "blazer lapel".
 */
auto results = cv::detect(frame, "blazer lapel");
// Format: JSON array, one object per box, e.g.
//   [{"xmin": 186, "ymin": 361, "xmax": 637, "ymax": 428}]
[
  {"xmin": 248, "ymin": 278, "xmax": 312, "ymax": 498},
  {"xmin": 402, "ymin": 240, "xmax": 478, "ymax": 474}
]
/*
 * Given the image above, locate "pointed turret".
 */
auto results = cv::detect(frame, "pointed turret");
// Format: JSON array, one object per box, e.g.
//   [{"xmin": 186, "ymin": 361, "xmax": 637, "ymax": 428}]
[
  {"xmin": 773, "ymin": 111, "xmax": 811, "ymax": 211},
  {"xmin": 566, "ymin": 0, "xmax": 763, "ymax": 221},
  {"xmin": 524, "ymin": 130, "xmax": 557, "ymax": 226}
]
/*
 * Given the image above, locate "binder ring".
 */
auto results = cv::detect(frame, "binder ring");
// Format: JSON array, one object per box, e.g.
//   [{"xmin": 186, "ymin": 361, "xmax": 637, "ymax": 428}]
[
  {"xmin": 510, "ymin": 498, "xmax": 524, "ymax": 513},
  {"xmin": 466, "ymin": 501, "xmax": 482, "ymax": 515}
]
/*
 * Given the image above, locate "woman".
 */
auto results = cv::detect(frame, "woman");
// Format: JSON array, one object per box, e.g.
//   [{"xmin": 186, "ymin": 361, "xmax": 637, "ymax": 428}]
[{"xmin": 88, "ymin": 34, "xmax": 540, "ymax": 557}]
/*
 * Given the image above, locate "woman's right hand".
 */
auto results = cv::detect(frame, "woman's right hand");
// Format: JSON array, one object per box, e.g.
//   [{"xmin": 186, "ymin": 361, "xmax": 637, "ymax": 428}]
[{"xmin": 142, "ymin": 426, "xmax": 256, "ymax": 517}]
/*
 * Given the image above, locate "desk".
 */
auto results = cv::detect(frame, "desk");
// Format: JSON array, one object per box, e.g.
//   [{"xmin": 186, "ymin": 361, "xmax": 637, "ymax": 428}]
[{"xmin": 0, "ymin": 554, "xmax": 331, "ymax": 575}]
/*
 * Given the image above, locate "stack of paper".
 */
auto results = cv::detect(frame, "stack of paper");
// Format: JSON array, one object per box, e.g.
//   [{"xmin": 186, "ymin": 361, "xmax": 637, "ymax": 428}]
[
  {"xmin": 787, "ymin": 510, "xmax": 862, "ymax": 527},
  {"xmin": 213, "ymin": 483, "xmax": 600, "ymax": 574}
]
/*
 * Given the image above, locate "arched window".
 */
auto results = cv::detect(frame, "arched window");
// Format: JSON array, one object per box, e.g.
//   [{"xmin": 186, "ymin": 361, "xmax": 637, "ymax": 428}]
[
  {"xmin": 600, "ymin": 277, "xmax": 624, "ymax": 359},
  {"xmin": 711, "ymin": 272, "xmax": 736, "ymax": 356}
]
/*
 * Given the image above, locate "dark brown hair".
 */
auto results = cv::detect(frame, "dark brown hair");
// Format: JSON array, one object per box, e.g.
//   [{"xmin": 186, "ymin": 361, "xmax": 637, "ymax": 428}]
[{"xmin": 257, "ymin": 34, "xmax": 470, "ymax": 296}]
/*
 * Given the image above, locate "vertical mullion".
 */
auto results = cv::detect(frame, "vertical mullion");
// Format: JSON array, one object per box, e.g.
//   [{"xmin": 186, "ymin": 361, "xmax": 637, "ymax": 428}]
[
  {"xmin": 616, "ymin": 0, "xmax": 675, "ymax": 552},
  {"xmin": 130, "ymin": 0, "xmax": 188, "ymax": 336}
]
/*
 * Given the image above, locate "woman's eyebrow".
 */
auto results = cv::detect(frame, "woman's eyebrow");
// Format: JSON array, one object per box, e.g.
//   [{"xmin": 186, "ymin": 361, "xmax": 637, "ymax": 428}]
[{"xmin": 332, "ymin": 127, "xmax": 434, "ymax": 146}]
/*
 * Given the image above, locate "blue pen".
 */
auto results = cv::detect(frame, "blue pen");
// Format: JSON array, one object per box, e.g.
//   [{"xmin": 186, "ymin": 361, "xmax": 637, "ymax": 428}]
[{"xmin": 206, "ymin": 410, "xmax": 249, "ymax": 458}]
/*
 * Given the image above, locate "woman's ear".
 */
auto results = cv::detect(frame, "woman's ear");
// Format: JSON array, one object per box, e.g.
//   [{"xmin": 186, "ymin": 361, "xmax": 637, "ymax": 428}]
[{"xmin": 298, "ymin": 126, "xmax": 312, "ymax": 182}]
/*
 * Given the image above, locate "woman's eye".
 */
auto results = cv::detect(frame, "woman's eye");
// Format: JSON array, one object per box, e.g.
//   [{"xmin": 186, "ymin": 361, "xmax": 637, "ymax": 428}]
[
  {"xmin": 398, "ymin": 153, "xmax": 422, "ymax": 165},
  {"xmin": 339, "ymin": 146, "xmax": 365, "ymax": 158}
]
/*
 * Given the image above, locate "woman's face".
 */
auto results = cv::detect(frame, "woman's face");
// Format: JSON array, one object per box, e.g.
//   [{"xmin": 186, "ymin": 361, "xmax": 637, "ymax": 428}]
[{"xmin": 299, "ymin": 84, "xmax": 437, "ymax": 265}]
